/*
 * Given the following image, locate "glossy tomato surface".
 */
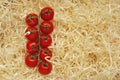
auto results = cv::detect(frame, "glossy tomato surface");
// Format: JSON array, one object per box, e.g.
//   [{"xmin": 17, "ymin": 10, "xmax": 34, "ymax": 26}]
[
  {"xmin": 26, "ymin": 13, "xmax": 38, "ymax": 27},
  {"xmin": 40, "ymin": 7, "xmax": 54, "ymax": 20},
  {"xmin": 38, "ymin": 61, "xmax": 52, "ymax": 75},
  {"xmin": 40, "ymin": 34, "xmax": 52, "ymax": 48},
  {"xmin": 40, "ymin": 48, "xmax": 52, "ymax": 61},
  {"xmin": 26, "ymin": 41, "xmax": 39, "ymax": 55},
  {"xmin": 40, "ymin": 21, "xmax": 53, "ymax": 34},
  {"xmin": 25, "ymin": 27, "xmax": 38, "ymax": 41},
  {"xmin": 25, "ymin": 54, "xmax": 38, "ymax": 67}
]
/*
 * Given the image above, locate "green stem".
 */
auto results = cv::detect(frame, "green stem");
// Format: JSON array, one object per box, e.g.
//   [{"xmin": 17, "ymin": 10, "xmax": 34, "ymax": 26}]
[
  {"xmin": 37, "ymin": 13, "xmax": 41, "ymax": 66},
  {"xmin": 43, "ymin": 62, "xmax": 48, "ymax": 67},
  {"xmin": 45, "ymin": 49, "xmax": 49, "ymax": 54}
]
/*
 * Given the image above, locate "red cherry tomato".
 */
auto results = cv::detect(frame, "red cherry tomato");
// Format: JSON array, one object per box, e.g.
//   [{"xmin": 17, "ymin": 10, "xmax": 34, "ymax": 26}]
[
  {"xmin": 25, "ymin": 54, "xmax": 38, "ymax": 67},
  {"xmin": 38, "ymin": 61, "xmax": 52, "ymax": 75},
  {"xmin": 26, "ymin": 13, "xmax": 38, "ymax": 27},
  {"xmin": 25, "ymin": 27, "xmax": 38, "ymax": 41},
  {"xmin": 40, "ymin": 34, "xmax": 52, "ymax": 48},
  {"xmin": 26, "ymin": 41, "xmax": 39, "ymax": 55},
  {"xmin": 40, "ymin": 7, "xmax": 54, "ymax": 20},
  {"xmin": 40, "ymin": 48, "xmax": 52, "ymax": 61},
  {"xmin": 40, "ymin": 21, "xmax": 53, "ymax": 34}
]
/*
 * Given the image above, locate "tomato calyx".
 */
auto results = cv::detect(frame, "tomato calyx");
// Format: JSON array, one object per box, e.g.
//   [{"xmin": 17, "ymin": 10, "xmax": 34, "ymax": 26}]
[
  {"xmin": 25, "ymin": 30, "xmax": 38, "ymax": 35},
  {"xmin": 44, "ymin": 10, "xmax": 51, "ymax": 14},
  {"xmin": 30, "ymin": 55, "xmax": 37, "ymax": 59},
  {"xmin": 29, "ymin": 30, "xmax": 34, "ymax": 34},
  {"xmin": 28, "ymin": 16, "xmax": 37, "ymax": 20},
  {"xmin": 45, "ymin": 25, "xmax": 49, "ymax": 30},
  {"xmin": 44, "ymin": 36, "xmax": 48, "ymax": 40},
  {"xmin": 32, "ymin": 45, "xmax": 37, "ymax": 50},
  {"xmin": 44, "ymin": 49, "xmax": 49, "ymax": 54},
  {"xmin": 43, "ymin": 62, "xmax": 48, "ymax": 67},
  {"xmin": 28, "ymin": 16, "xmax": 33, "ymax": 20},
  {"xmin": 29, "ymin": 30, "xmax": 38, "ymax": 34}
]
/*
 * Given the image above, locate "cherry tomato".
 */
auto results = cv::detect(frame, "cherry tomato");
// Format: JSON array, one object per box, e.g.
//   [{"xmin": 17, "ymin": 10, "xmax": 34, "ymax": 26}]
[
  {"xmin": 38, "ymin": 61, "xmax": 52, "ymax": 75},
  {"xmin": 26, "ymin": 13, "xmax": 38, "ymax": 27},
  {"xmin": 40, "ymin": 21, "xmax": 53, "ymax": 34},
  {"xmin": 26, "ymin": 41, "xmax": 39, "ymax": 55},
  {"xmin": 25, "ymin": 27, "xmax": 38, "ymax": 41},
  {"xmin": 40, "ymin": 7, "xmax": 54, "ymax": 20},
  {"xmin": 40, "ymin": 48, "xmax": 52, "ymax": 61},
  {"xmin": 40, "ymin": 34, "xmax": 52, "ymax": 48},
  {"xmin": 25, "ymin": 54, "xmax": 38, "ymax": 67}
]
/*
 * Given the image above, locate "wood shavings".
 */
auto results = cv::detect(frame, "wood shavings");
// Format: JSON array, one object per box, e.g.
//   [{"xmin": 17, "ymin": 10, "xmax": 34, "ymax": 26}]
[{"xmin": 0, "ymin": 0, "xmax": 120, "ymax": 80}]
